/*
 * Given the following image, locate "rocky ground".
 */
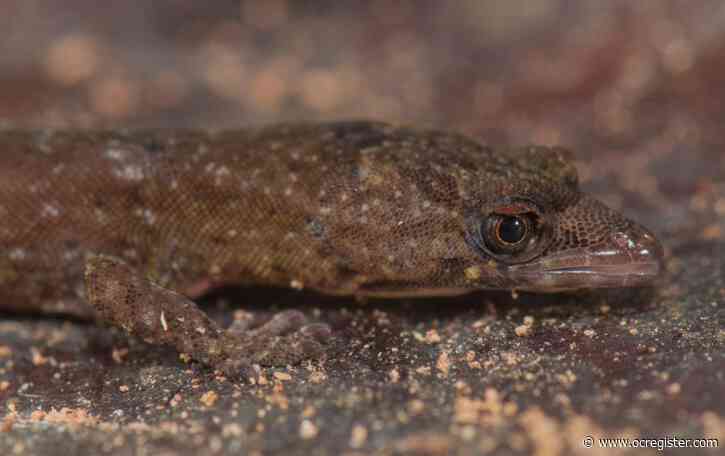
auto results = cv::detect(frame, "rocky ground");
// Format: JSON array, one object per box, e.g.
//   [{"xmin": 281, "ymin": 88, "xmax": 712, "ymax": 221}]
[{"xmin": 0, "ymin": 1, "xmax": 723, "ymax": 455}]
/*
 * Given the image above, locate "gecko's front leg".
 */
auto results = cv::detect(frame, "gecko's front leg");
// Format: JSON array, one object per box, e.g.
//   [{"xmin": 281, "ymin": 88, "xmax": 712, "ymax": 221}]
[{"xmin": 84, "ymin": 254, "xmax": 331, "ymax": 378}]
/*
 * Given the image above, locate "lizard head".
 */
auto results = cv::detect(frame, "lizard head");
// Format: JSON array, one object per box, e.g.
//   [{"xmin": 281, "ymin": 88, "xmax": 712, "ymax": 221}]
[
  {"xmin": 315, "ymin": 125, "xmax": 663, "ymax": 296},
  {"xmin": 458, "ymin": 146, "xmax": 664, "ymax": 292},
  {"xmin": 331, "ymin": 135, "xmax": 663, "ymax": 296}
]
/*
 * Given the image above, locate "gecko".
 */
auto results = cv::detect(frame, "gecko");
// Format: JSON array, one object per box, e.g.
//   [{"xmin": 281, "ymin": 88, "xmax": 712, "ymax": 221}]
[{"xmin": 0, "ymin": 121, "xmax": 663, "ymax": 377}]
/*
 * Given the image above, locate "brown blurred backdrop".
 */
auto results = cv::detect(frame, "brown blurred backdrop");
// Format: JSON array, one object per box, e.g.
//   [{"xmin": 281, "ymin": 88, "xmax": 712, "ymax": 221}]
[{"xmin": 1, "ymin": 0, "xmax": 721, "ymax": 142}]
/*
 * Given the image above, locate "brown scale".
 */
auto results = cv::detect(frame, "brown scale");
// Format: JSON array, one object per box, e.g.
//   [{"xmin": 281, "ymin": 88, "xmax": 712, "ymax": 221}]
[{"xmin": 0, "ymin": 122, "xmax": 664, "ymax": 376}]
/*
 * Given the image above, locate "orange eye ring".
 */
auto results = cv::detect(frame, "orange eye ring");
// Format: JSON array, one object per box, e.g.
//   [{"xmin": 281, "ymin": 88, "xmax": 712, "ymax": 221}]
[
  {"xmin": 494, "ymin": 215, "xmax": 529, "ymax": 245},
  {"xmin": 482, "ymin": 212, "xmax": 537, "ymax": 255}
]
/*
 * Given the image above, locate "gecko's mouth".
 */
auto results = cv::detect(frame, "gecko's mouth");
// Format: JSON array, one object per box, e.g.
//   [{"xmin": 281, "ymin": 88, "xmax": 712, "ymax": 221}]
[{"xmin": 505, "ymin": 229, "xmax": 664, "ymax": 291}]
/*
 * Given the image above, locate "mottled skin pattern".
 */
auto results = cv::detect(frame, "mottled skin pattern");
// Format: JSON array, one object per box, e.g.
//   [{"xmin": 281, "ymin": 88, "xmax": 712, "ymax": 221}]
[{"xmin": 0, "ymin": 122, "xmax": 663, "ymax": 376}]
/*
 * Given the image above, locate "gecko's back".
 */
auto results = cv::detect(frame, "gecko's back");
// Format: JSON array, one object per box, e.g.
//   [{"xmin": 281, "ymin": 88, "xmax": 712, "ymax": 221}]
[
  {"xmin": 0, "ymin": 123, "xmax": 479, "ymax": 316},
  {"xmin": 0, "ymin": 130, "xmax": 157, "ymax": 316},
  {"xmin": 0, "ymin": 122, "xmax": 663, "ymax": 320}
]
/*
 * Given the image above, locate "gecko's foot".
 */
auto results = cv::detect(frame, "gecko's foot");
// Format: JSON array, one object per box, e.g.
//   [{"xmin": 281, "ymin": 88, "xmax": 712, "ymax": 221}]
[
  {"xmin": 218, "ymin": 310, "xmax": 332, "ymax": 378},
  {"xmin": 85, "ymin": 254, "xmax": 332, "ymax": 381}
]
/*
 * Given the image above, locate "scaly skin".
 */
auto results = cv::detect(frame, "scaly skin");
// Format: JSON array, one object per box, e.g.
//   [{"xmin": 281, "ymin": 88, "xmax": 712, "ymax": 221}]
[{"xmin": 0, "ymin": 122, "xmax": 663, "ymax": 376}]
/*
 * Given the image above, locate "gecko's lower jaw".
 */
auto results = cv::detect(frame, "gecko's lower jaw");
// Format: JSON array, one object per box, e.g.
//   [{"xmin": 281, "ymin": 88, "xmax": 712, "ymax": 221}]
[{"xmin": 505, "ymin": 229, "xmax": 664, "ymax": 291}]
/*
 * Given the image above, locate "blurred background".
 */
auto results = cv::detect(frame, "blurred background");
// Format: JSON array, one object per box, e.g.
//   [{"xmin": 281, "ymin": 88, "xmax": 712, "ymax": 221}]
[{"xmin": 1, "ymin": 0, "xmax": 721, "ymax": 142}]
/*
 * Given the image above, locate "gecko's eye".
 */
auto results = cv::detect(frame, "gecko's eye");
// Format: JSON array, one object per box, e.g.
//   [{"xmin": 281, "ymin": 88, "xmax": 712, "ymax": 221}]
[
  {"xmin": 466, "ymin": 198, "xmax": 552, "ymax": 264},
  {"xmin": 482, "ymin": 213, "xmax": 537, "ymax": 255},
  {"xmin": 495, "ymin": 216, "xmax": 528, "ymax": 244}
]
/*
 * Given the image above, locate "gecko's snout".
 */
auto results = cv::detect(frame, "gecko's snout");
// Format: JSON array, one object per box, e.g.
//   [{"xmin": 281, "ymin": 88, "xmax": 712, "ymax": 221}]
[
  {"xmin": 596, "ymin": 227, "xmax": 665, "ymax": 285},
  {"xmin": 505, "ymin": 223, "xmax": 665, "ymax": 291}
]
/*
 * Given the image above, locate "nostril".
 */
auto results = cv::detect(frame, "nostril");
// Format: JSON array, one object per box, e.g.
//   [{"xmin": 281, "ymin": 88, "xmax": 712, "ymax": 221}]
[
  {"xmin": 611, "ymin": 231, "xmax": 638, "ymax": 251},
  {"xmin": 611, "ymin": 228, "xmax": 665, "ymax": 266}
]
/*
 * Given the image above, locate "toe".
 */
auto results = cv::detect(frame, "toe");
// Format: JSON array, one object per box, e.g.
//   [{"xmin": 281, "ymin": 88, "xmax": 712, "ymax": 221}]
[
  {"xmin": 300, "ymin": 323, "xmax": 332, "ymax": 342},
  {"xmin": 251, "ymin": 310, "xmax": 307, "ymax": 337}
]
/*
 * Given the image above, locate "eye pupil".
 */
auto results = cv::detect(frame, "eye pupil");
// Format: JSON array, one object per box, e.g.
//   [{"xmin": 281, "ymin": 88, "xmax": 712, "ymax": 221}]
[
  {"xmin": 473, "ymin": 206, "xmax": 545, "ymax": 260},
  {"xmin": 478, "ymin": 211, "xmax": 538, "ymax": 257},
  {"xmin": 497, "ymin": 216, "xmax": 527, "ymax": 244}
]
